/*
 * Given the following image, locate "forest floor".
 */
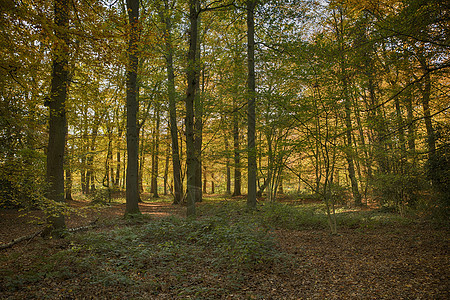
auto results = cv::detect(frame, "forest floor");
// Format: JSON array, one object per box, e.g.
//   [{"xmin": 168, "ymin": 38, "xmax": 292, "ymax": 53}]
[{"xmin": 0, "ymin": 194, "xmax": 449, "ymax": 299}]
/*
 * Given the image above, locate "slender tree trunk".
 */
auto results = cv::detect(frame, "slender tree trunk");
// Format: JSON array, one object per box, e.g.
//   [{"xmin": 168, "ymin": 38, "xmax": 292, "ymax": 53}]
[
  {"xmin": 224, "ymin": 129, "xmax": 231, "ymax": 194},
  {"xmin": 151, "ymin": 103, "xmax": 160, "ymax": 198},
  {"xmin": 232, "ymin": 103, "xmax": 241, "ymax": 196},
  {"xmin": 247, "ymin": 0, "xmax": 257, "ymax": 209},
  {"xmin": 335, "ymin": 8, "xmax": 362, "ymax": 206},
  {"xmin": 202, "ymin": 166, "xmax": 207, "ymax": 194},
  {"xmin": 419, "ymin": 60, "xmax": 440, "ymax": 192},
  {"xmin": 194, "ymin": 14, "xmax": 203, "ymax": 203},
  {"xmin": 125, "ymin": 0, "xmax": 141, "ymax": 216},
  {"xmin": 278, "ymin": 176, "xmax": 284, "ymax": 195},
  {"xmin": 344, "ymin": 87, "xmax": 362, "ymax": 206},
  {"xmin": 86, "ymin": 117, "xmax": 100, "ymax": 195},
  {"xmin": 115, "ymin": 126, "xmax": 123, "ymax": 188},
  {"xmin": 139, "ymin": 128, "xmax": 145, "ymax": 196},
  {"xmin": 65, "ymin": 141, "xmax": 73, "ymax": 201},
  {"xmin": 122, "ymin": 149, "xmax": 127, "ymax": 190},
  {"xmin": 405, "ymin": 92, "xmax": 416, "ymax": 154},
  {"xmin": 420, "ymin": 69, "xmax": 436, "ymax": 156},
  {"xmin": 353, "ymin": 92, "xmax": 372, "ymax": 199},
  {"xmin": 65, "ymin": 169, "xmax": 72, "ymax": 201},
  {"xmin": 163, "ymin": 12, "xmax": 183, "ymax": 205},
  {"xmin": 164, "ymin": 140, "xmax": 169, "ymax": 195},
  {"xmin": 185, "ymin": 0, "xmax": 200, "ymax": 217},
  {"xmin": 44, "ymin": 0, "xmax": 69, "ymax": 237},
  {"xmin": 104, "ymin": 126, "xmax": 113, "ymax": 188},
  {"xmin": 80, "ymin": 157, "xmax": 86, "ymax": 194},
  {"xmin": 394, "ymin": 97, "xmax": 407, "ymax": 156}
]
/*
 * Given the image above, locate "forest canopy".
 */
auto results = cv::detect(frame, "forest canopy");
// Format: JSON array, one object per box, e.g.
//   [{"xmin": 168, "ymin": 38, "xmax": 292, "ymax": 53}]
[{"xmin": 0, "ymin": 0, "xmax": 449, "ymax": 233}]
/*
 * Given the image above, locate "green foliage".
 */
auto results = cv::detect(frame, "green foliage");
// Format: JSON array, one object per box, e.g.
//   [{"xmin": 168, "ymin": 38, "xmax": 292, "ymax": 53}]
[
  {"xmin": 0, "ymin": 148, "xmax": 47, "ymax": 209},
  {"xmin": 1, "ymin": 211, "xmax": 293, "ymax": 297},
  {"xmin": 90, "ymin": 188, "xmax": 112, "ymax": 205},
  {"xmin": 426, "ymin": 144, "xmax": 450, "ymax": 209},
  {"xmin": 372, "ymin": 170, "xmax": 424, "ymax": 212},
  {"xmin": 257, "ymin": 202, "xmax": 328, "ymax": 230},
  {"xmin": 142, "ymin": 215, "xmax": 282, "ymax": 270}
]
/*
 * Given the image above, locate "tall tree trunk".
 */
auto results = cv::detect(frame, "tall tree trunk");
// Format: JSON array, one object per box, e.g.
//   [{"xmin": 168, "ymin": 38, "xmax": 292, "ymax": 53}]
[
  {"xmin": 151, "ymin": 103, "xmax": 160, "ymax": 198},
  {"xmin": 164, "ymin": 140, "xmax": 169, "ymax": 195},
  {"xmin": 394, "ymin": 97, "xmax": 407, "ymax": 157},
  {"xmin": 224, "ymin": 129, "xmax": 231, "ymax": 194},
  {"xmin": 80, "ymin": 156, "xmax": 86, "ymax": 194},
  {"xmin": 125, "ymin": 0, "xmax": 141, "ymax": 216},
  {"xmin": 405, "ymin": 91, "xmax": 416, "ymax": 155},
  {"xmin": 139, "ymin": 128, "xmax": 145, "ymax": 196},
  {"xmin": 103, "ymin": 126, "xmax": 113, "ymax": 189},
  {"xmin": 194, "ymin": 46, "xmax": 203, "ymax": 203},
  {"xmin": 86, "ymin": 116, "xmax": 100, "ymax": 195},
  {"xmin": 44, "ymin": 0, "xmax": 69, "ymax": 237},
  {"xmin": 247, "ymin": 0, "xmax": 257, "ymax": 209},
  {"xmin": 335, "ymin": 8, "xmax": 362, "ymax": 206},
  {"xmin": 202, "ymin": 166, "xmax": 207, "ymax": 194},
  {"xmin": 420, "ymin": 68, "xmax": 436, "ymax": 156},
  {"xmin": 115, "ymin": 126, "xmax": 123, "ymax": 188},
  {"xmin": 232, "ymin": 101, "xmax": 241, "ymax": 196},
  {"xmin": 353, "ymin": 92, "xmax": 372, "ymax": 199},
  {"xmin": 65, "ymin": 141, "xmax": 73, "ymax": 201},
  {"xmin": 162, "ymin": 8, "xmax": 183, "ymax": 205},
  {"xmin": 343, "ymin": 83, "xmax": 362, "ymax": 206},
  {"xmin": 65, "ymin": 169, "xmax": 72, "ymax": 201},
  {"xmin": 185, "ymin": 0, "xmax": 200, "ymax": 217},
  {"xmin": 419, "ymin": 59, "xmax": 439, "ymax": 190}
]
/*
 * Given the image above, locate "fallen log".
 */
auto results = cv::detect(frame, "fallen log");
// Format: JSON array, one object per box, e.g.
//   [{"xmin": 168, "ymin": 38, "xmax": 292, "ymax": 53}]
[{"xmin": 0, "ymin": 218, "xmax": 99, "ymax": 250}]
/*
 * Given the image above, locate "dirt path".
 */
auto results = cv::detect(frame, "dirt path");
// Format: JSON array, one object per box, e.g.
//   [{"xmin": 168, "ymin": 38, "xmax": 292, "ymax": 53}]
[{"xmin": 0, "ymin": 199, "xmax": 186, "ymax": 245}]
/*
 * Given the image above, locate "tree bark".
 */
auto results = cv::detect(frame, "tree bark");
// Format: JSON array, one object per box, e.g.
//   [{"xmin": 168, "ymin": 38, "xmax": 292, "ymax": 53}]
[
  {"xmin": 343, "ymin": 83, "xmax": 362, "ymax": 206},
  {"xmin": 44, "ymin": 0, "xmax": 70, "ymax": 237},
  {"xmin": 194, "ymin": 41, "xmax": 203, "ymax": 203},
  {"xmin": 151, "ymin": 102, "xmax": 160, "ymax": 198},
  {"xmin": 161, "ymin": 5, "xmax": 183, "ymax": 205},
  {"xmin": 64, "ymin": 141, "xmax": 72, "ymax": 201},
  {"xmin": 163, "ymin": 140, "xmax": 170, "ymax": 195},
  {"xmin": 232, "ymin": 102, "xmax": 241, "ymax": 196},
  {"xmin": 335, "ymin": 8, "xmax": 362, "ymax": 206},
  {"xmin": 185, "ymin": 0, "xmax": 200, "ymax": 217},
  {"xmin": 247, "ymin": 0, "xmax": 257, "ymax": 209},
  {"xmin": 224, "ymin": 129, "xmax": 231, "ymax": 194},
  {"xmin": 125, "ymin": 0, "xmax": 141, "ymax": 216}
]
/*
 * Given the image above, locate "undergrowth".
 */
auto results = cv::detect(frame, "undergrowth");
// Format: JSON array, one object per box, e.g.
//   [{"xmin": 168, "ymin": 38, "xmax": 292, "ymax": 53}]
[
  {"xmin": 1, "ymin": 198, "xmax": 418, "ymax": 298},
  {"xmin": 1, "ymin": 211, "xmax": 293, "ymax": 298}
]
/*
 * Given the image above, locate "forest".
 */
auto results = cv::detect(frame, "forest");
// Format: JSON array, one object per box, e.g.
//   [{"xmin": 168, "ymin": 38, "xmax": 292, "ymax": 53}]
[{"xmin": 1, "ymin": 0, "xmax": 449, "ymax": 299}]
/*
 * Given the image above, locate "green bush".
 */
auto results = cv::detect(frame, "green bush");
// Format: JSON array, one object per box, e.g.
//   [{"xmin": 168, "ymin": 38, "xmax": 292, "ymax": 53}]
[
  {"xmin": 258, "ymin": 202, "xmax": 327, "ymax": 230},
  {"xmin": 90, "ymin": 188, "xmax": 112, "ymax": 205}
]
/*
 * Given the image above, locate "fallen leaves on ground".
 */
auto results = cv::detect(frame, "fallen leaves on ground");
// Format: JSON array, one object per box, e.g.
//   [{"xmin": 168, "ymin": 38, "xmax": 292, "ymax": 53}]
[{"xmin": 0, "ymin": 199, "xmax": 448, "ymax": 299}]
